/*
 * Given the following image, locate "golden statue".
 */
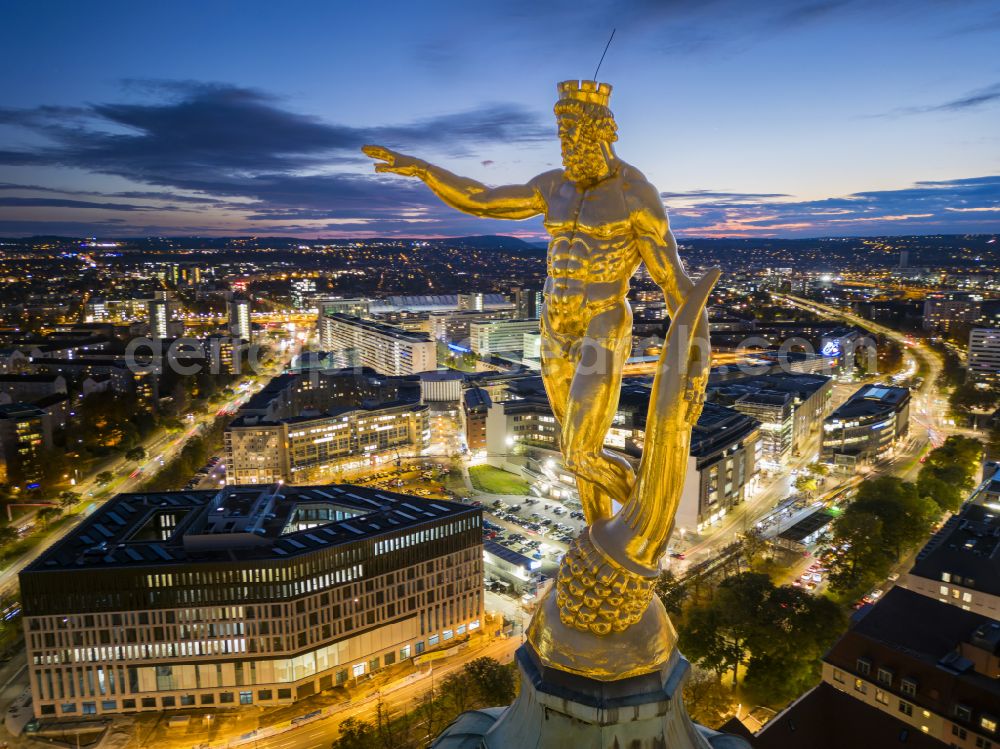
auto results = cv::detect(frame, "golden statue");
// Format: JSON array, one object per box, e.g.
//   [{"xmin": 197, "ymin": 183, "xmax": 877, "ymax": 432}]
[{"xmin": 364, "ymin": 80, "xmax": 716, "ymax": 681}]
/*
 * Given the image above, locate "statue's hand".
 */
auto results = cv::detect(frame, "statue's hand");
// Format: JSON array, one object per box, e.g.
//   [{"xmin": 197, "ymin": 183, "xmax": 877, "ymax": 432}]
[{"xmin": 362, "ymin": 145, "xmax": 426, "ymax": 178}]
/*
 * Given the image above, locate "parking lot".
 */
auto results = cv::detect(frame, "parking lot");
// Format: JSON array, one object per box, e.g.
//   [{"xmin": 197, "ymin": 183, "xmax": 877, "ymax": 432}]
[
  {"xmin": 350, "ymin": 461, "xmax": 456, "ymax": 498},
  {"xmin": 187, "ymin": 455, "xmax": 225, "ymax": 490},
  {"xmin": 480, "ymin": 495, "xmax": 588, "ymax": 576}
]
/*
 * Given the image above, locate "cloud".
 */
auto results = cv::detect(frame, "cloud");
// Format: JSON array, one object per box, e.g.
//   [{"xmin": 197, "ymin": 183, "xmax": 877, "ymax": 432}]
[
  {"xmin": 0, "ymin": 80, "xmax": 997, "ymax": 238},
  {"xmin": 0, "ymin": 80, "xmax": 554, "ymax": 236},
  {"xmin": 662, "ymin": 190, "xmax": 790, "ymax": 203},
  {"xmin": 414, "ymin": 0, "xmax": 936, "ymax": 71},
  {"xmin": 0, "ymin": 196, "xmax": 170, "ymax": 211},
  {"xmin": 665, "ymin": 175, "xmax": 1000, "ymax": 236},
  {"xmin": 0, "ymin": 81, "xmax": 548, "ymax": 181},
  {"xmin": 877, "ymin": 81, "xmax": 1000, "ymax": 117}
]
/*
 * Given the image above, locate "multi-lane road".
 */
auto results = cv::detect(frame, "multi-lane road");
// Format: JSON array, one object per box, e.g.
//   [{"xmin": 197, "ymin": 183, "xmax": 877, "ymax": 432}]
[{"xmin": 774, "ymin": 292, "xmax": 947, "ymax": 463}]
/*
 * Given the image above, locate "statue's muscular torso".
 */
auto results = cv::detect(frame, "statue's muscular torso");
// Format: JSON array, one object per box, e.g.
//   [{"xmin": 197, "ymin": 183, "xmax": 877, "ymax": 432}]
[{"xmin": 534, "ymin": 162, "xmax": 659, "ymax": 339}]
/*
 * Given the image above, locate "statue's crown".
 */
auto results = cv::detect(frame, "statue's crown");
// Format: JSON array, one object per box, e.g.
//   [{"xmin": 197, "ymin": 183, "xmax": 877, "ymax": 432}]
[{"xmin": 557, "ymin": 80, "xmax": 612, "ymax": 108}]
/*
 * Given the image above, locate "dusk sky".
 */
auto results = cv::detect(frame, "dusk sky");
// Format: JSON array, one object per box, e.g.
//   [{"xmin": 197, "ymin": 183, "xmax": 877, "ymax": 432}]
[{"xmin": 1, "ymin": 0, "xmax": 998, "ymax": 239}]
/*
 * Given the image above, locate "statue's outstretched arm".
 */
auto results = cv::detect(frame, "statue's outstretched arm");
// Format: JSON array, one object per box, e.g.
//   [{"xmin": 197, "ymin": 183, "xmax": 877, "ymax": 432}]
[
  {"xmin": 363, "ymin": 145, "xmax": 545, "ymax": 220},
  {"xmin": 633, "ymin": 181, "xmax": 711, "ymax": 395},
  {"xmin": 630, "ymin": 181, "xmax": 696, "ymax": 313}
]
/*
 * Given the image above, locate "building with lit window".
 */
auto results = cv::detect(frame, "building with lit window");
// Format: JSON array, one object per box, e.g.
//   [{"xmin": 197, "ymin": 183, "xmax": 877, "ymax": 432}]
[
  {"xmin": 753, "ymin": 587, "xmax": 998, "ymax": 749},
  {"xmin": 225, "ymin": 369, "xmax": 429, "ymax": 485},
  {"xmin": 728, "ymin": 391, "xmax": 793, "ymax": 463},
  {"xmin": 230, "ymin": 403, "xmax": 430, "ymax": 486},
  {"xmin": 147, "ymin": 299, "xmax": 174, "ymax": 340},
  {"xmin": 821, "ymin": 384, "xmax": 910, "ymax": 470},
  {"xmin": 512, "ymin": 287, "xmax": 542, "ymax": 320},
  {"xmin": 30, "ymin": 357, "xmax": 157, "ymax": 405},
  {"xmin": 319, "ymin": 314, "xmax": 437, "ymax": 376},
  {"xmin": 84, "ymin": 297, "xmax": 148, "ymax": 323},
  {"xmin": 20, "ymin": 484, "xmax": 483, "ymax": 718},
  {"xmin": 968, "ymin": 328, "xmax": 1000, "ymax": 384},
  {"xmin": 202, "ymin": 335, "xmax": 247, "ymax": 375},
  {"xmin": 677, "ymin": 402, "xmax": 760, "ymax": 533},
  {"xmin": 290, "ymin": 278, "xmax": 316, "ymax": 310},
  {"xmin": 901, "ymin": 502, "xmax": 1000, "ymax": 619},
  {"xmin": 708, "ymin": 372, "xmax": 832, "ymax": 460},
  {"xmin": 228, "ymin": 296, "xmax": 252, "ymax": 343},
  {"xmin": 0, "ymin": 403, "xmax": 52, "ymax": 485},
  {"xmin": 922, "ymin": 291, "xmax": 984, "ymax": 333},
  {"xmin": 469, "ymin": 319, "xmax": 539, "ymax": 356},
  {"xmin": 457, "ymin": 293, "xmax": 486, "ymax": 311},
  {"xmin": 313, "ymin": 297, "xmax": 371, "ymax": 319},
  {"xmin": 461, "ymin": 387, "xmax": 492, "ymax": 452},
  {"xmin": 484, "ymin": 377, "xmax": 759, "ymax": 532},
  {"xmin": 428, "ymin": 309, "xmax": 513, "ymax": 346},
  {"xmin": 485, "ymin": 378, "xmax": 559, "ymax": 456}
]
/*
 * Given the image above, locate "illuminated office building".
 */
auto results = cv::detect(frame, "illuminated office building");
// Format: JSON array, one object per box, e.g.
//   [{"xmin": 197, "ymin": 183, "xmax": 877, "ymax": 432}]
[{"xmin": 21, "ymin": 484, "xmax": 483, "ymax": 718}]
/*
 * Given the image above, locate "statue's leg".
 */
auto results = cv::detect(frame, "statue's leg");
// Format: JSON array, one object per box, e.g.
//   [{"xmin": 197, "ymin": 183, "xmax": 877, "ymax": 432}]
[
  {"xmin": 539, "ymin": 319, "xmax": 572, "ymax": 427},
  {"xmin": 541, "ymin": 314, "xmax": 615, "ymax": 522},
  {"xmin": 561, "ymin": 306, "xmax": 635, "ymax": 523}
]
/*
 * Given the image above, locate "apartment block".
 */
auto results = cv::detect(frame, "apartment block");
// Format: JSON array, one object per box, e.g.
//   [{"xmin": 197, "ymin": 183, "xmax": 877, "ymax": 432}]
[{"xmin": 319, "ymin": 314, "xmax": 437, "ymax": 376}]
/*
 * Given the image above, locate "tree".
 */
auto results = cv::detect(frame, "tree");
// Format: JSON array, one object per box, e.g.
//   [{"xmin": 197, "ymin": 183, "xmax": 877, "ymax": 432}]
[
  {"xmin": 920, "ymin": 436, "xmax": 983, "ymax": 499},
  {"xmin": 125, "ymin": 446, "xmax": 147, "ymax": 462},
  {"xmin": 916, "ymin": 474, "xmax": 962, "ymax": 513},
  {"xmin": 793, "ymin": 474, "xmax": 818, "ymax": 497},
  {"xmin": 683, "ymin": 669, "xmax": 734, "ymax": 729},
  {"xmin": 654, "ymin": 568, "xmax": 688, "ymax": 617},
  {"xmin": 851, "ymin": 477, "xmax": 935, "ymax": 560},
  {"xmin": 806, "ymin": 462, "xmax": 829, "ymax": 479},
  {"xmin": 440, "ymin": 671, "xmax": 474, "ymax": 715},
  {"xmin": 413, "ymin": 688, "xmax": 444, "ymax": 745},
  {"xmin": 742, "ymin": 587, "xmax": 845, "ymax": 705},
  {"xmin": 987, "ymin": 424, "xmax": 1000, "ymax": 463},
  {"xmin": 679, "ymin": 573, "xmax": 845, "ymax": 704},
  {"xmin": 936, "ymin": 345, "xmax": 964, "ymax": 389},
  {"xmin": 464, "ymin": 657, "xmax": 516, "ymax": 706},
  {"xmin": 0, "ymin": 526, "xmax": 18, "ymax": 546},
  {"xmin": 373, "ymin": 696, "xmax": 402, "ymax": 749},
  {"xmin": 825, "ymin": 510, "xmax": 890, "ymax": 598},
  {"xmin": 58, "ymin": 491, "xmax": 80, "ymax": 508},
  {"xmin": 37, "ymin": 448, "xmax": 70, "ymax": 492},
  {"xmin": 36, "ymin": 506, "xmax": 63, "ymax": 527},
  {"xmin": 95, "ymin": 471, "xmax": 114, "ymax": 486},
  {"xmin": 680, "ymin": 573, "xmax": 774, "ymax": 688},
  {"xmin": 949, "ymin": 383, "xmax": 1000, "ymax": 416},
  {"xmin": 739, "ymin": 529, "xmax": 771, "ymax": 570},
  {"xmin": 68, "ymin": 390, "xmax": 144, "ymax": 453},
  {"xmin": 332, "ymin": 717, "xmax": 377, "ymax": 749}
]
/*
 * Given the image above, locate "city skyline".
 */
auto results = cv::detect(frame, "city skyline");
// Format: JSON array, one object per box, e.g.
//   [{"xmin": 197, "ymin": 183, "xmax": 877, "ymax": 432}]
[{"xmin": 0, "ymin": 1, "xmax": 998, "ymax": 239}]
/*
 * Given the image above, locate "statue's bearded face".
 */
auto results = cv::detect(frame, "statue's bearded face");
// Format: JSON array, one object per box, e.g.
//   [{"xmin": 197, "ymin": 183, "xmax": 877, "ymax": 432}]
[{"xmin": 557, "ymin": 114, "xmax": 608, "ymax": 184}]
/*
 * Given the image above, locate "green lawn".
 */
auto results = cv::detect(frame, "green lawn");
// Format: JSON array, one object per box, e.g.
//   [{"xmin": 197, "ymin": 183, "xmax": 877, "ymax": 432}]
[{"xmin": 468, "ymin": 465, "xmax": 530, "ymax": 495}]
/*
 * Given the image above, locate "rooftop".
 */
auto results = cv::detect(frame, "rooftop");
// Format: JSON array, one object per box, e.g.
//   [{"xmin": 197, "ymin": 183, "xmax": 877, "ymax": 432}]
[
  {"xmin": 0, "ymin": 402, "xmax": 46, "ymax": 419},
  {"xmin": 751, "ymin": 681, "xmax": 947, "ymax": 749},
  {"xmin": 323, "ymin": 313, "xmax": 433, "ymax": 343},
  {"xmin": 709, "ymin": 372, "xmax": 832, "ymax": 401},
  {"xmin": 690, "ymin": 402, "xmax": 761, "ymax": 458},
  {"xmin": 827, "ymin": 383, "xmax": 910, "ymax": 421},
  {"xmin": 824, "ymin": 587, "xmax": 1000, "ymax": 716},
  {"xmin": 910, "ymin": 502, "xmax": 1000, "ymax": 597},
  {"xmin": 777, "ymin": 508, "xmax": 836, "ymax": 544},
  {"xmin": 463, "ymin": 387, "xmax": 492, "ymax": 411},
  {"xmin": 25, "ymin": 484, "xmax": 477, "ymax": 571},
  {"xmin": 0, "ymin": 374, "xmax": 66, "ymax": 383}
]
